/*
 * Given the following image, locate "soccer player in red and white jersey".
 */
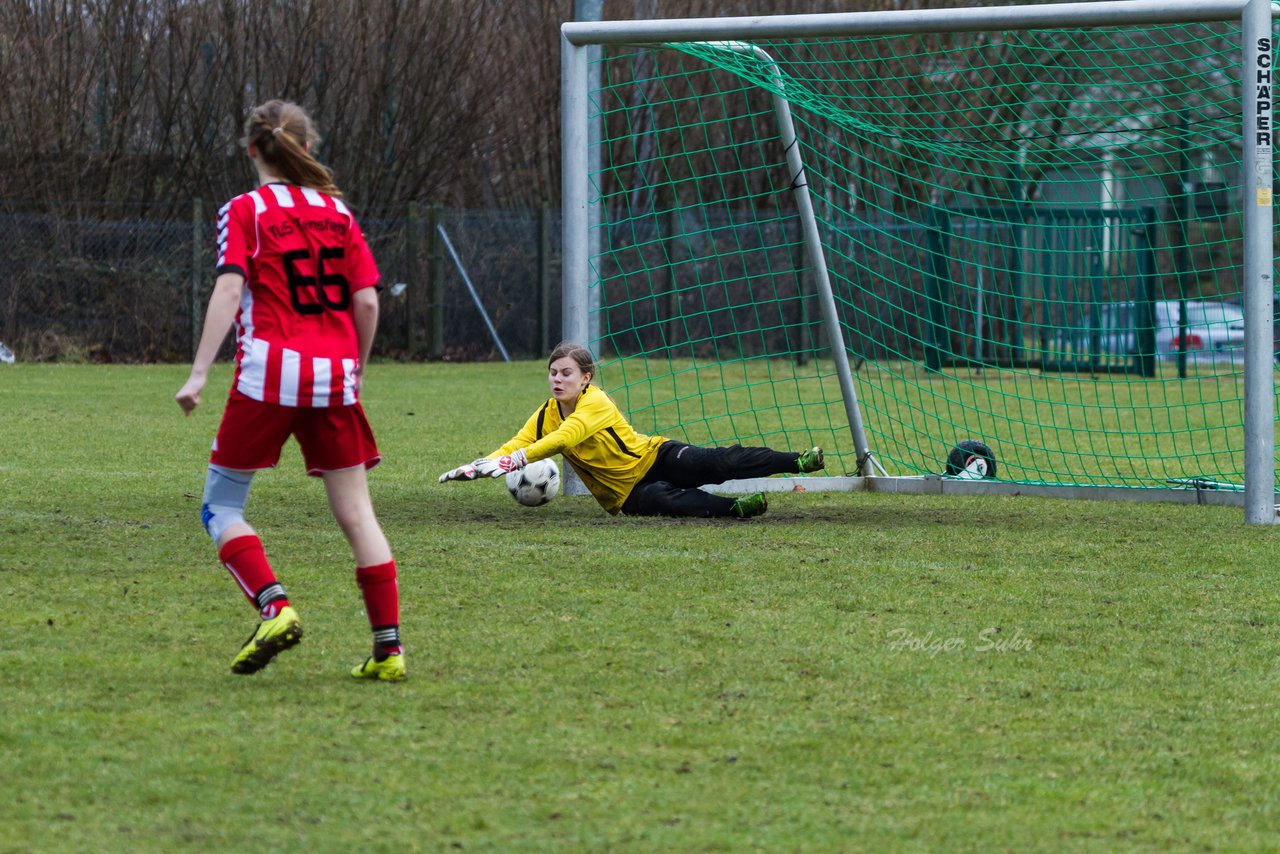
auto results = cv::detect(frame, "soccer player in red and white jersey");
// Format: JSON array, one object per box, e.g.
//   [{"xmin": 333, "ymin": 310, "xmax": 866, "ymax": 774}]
[{"xmin": 176, "ymin": 100, "xmax": 405, "ymax": 682}]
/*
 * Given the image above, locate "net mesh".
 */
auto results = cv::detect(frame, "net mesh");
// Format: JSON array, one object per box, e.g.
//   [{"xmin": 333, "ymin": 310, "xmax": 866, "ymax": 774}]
[{"xmin": 589, "ymin": 20, "xmax": 1270, "ymax": 488}]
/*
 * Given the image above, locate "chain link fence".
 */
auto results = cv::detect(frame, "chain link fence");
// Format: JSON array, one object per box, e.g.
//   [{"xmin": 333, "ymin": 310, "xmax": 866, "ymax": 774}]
[
  {"xmin": 0, "ymin": 203, "xmax": 563, "ymax": 363},
  {"xmin": 0, "ymin": 201, "xmax": 1224, "ymax": 367}
]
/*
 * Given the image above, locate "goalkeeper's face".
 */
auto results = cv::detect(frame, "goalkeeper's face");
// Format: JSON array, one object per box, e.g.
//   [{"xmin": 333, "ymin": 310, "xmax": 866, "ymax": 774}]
[{"xmin": 549, "ymin": 357, "xmax": 592, "ymax": 403}]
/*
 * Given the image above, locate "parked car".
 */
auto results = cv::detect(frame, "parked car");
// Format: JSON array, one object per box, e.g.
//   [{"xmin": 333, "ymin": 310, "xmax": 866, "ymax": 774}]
[
  {"xmin": 1226, "ymin": 294, "xmax": 1280, "ymax": 362},
  {"xmin": 1062, "ymin": 299, "xmax": 1245, "ymax": 363}
]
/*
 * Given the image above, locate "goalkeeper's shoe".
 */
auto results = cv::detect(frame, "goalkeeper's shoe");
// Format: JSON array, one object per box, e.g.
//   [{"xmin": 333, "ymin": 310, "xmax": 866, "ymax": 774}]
[
  {"xmin": 230, "ymin": 606, "xmax": 302, "ymax": 675},
  {"xmin": 731, "ymin": 492, "xmax": 768, "ymax": 519},
  {"xmin": 351, "ymin": 652, "xmax": 407, "ymax": 682},
  {"xmin": 796, "ymin": 446, "xmax": 825, "ymax": 473}
]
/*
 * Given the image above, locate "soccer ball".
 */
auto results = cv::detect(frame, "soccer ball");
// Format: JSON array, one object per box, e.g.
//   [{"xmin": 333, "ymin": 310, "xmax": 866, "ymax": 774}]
[
  {"xmin": 506, "ymin": 458, "xmax": 560, "ymax": 506},
  {"xmin": 944, "ymin": 439, "xmax": 997, "ymax": 480}
]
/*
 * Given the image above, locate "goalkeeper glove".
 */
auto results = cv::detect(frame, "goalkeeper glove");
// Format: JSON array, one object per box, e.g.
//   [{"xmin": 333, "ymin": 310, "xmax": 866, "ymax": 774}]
[
  {"xmin": 438, "ymin": 461, "xmax": 481, "ymax": 483},
  {"xmin": 472, "ymin": 449, "xmax": 528, "ymax": 478}
]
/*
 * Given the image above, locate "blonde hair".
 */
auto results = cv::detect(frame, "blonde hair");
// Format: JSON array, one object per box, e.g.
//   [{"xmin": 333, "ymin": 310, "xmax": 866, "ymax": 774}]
[{"xmin": 242, "ymin": 100, "xmax": 342, "ymax": 198}]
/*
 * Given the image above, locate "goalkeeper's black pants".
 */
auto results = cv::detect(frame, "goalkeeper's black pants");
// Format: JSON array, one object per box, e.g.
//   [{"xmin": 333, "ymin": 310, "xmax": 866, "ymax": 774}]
[{"xmin": 620, "ymin": 441, "xmax": 799, "ymax": 518}]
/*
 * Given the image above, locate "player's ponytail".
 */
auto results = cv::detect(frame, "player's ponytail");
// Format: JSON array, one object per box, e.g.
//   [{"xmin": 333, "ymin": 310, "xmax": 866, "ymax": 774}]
[{"xmin": 243, "ymin": 100, "xmax": 343, "ymax": 198}]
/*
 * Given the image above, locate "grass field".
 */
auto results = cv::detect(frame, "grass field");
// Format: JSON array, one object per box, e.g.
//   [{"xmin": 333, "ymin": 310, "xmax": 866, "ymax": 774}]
[{"xmin": 2, "ymin": 363, "xmax": 1279, "ymax": 852}]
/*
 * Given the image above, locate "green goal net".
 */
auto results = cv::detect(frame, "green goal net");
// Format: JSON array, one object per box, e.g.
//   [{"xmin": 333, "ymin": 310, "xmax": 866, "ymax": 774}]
[{"xmin": 572, "ymin": 10, "xmax": 1275, "ymax": 494}]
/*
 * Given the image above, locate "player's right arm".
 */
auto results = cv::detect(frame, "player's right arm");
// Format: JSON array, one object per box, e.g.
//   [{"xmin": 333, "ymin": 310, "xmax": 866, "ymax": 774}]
[
  {"xmin": 489, "ymin": 408, "xmax": 543, "ymax": 458},
  {"xmin": 462, "ymin": 394, "xmax": 619, "ymax": 479},
  {"xmin": 438, "ymin": 406, "xmax": 543, "ymax": 482},
  {"xmin": 175, "ymin": 271, "xmax": 244, "ymax": 415},
  {"xmin": 516, "ymin": 391, "xmax": 617, "ymax": 461}
]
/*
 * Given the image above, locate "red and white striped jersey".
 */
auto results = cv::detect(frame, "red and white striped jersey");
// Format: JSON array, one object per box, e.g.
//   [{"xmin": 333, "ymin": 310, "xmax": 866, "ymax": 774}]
[{"xmin": 215, "ymin": 183, "xmax": 380, "ymax": 407}]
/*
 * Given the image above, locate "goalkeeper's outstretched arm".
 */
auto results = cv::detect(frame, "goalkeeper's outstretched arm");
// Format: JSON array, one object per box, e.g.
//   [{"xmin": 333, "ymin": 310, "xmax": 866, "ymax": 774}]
[{"xmin": 438, "ymin": 406, "xmax": 542, "ymax": 482}]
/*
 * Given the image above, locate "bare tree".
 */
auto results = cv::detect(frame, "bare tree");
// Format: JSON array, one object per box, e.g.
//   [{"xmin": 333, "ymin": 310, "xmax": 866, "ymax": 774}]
[
  {"xmin": 0, "ymin": 0, "xmax": 533, "ymax": 212},
  {"xmin": 0, "ymin": 0, "xmax": 1240, "ymax": 216}
]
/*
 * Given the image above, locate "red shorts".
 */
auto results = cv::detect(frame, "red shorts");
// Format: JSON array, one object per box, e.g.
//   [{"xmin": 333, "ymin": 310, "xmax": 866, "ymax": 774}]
[{"xmin": 210, "ymin": 391, "xmax": 381, "ymax": 477}]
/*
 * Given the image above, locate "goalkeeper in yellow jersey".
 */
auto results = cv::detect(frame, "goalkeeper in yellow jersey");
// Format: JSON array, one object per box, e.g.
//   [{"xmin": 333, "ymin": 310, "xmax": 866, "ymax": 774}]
[{"xmin": 438, "ymin": 342, "xmax": 825, "ymax": 518}]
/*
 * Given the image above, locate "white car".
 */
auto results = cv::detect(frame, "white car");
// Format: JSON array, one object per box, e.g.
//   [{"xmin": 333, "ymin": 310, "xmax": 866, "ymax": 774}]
[{"xmin": 1067, "ymin": 299, "xmax": 1245, "ymax": 363}]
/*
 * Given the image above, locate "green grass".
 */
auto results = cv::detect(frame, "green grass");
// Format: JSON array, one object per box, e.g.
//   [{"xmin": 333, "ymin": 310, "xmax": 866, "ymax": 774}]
[{"xmin": 2, "ymin": 363, "xmax": 1279, "ymax": 852}]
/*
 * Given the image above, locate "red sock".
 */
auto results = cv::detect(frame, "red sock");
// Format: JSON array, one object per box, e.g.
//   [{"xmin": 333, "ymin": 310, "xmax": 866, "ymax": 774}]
[
  {"xmin": 356, "ymin": 560, "xmax": 401, "ymax": 655},
  {"xmin": 220, "ymin": 535, "xmax": 290, "ymax": 618}
]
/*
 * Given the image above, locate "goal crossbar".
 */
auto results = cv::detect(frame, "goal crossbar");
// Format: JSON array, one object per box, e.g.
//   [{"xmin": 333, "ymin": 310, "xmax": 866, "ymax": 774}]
[{"xmin": 562, "ymin": 0, "xmax": 1255, "ymax": 46}]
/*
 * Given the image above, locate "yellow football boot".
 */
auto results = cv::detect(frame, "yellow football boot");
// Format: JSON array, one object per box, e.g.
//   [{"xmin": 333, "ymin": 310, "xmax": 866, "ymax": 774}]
[
  {"xmin": 351, "ymin": 653, "xmax": 407, "ymax": 682},
  {"xmin": 230, "ymin": 606, "xmax": 302, "ymax": 675}
]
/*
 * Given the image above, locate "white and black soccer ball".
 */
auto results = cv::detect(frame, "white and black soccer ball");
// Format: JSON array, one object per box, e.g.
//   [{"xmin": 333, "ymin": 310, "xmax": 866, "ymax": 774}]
[
  {"xmin": 506, "ymin": 458, "xmax": 560, "ymax": 506},
  {"xmin": 944, "ymin": 439, "xmax": 997, "ymax": 480}
]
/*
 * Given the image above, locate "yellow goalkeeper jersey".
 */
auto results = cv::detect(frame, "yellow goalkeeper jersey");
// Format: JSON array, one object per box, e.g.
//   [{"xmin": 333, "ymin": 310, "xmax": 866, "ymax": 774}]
[{"xmin": 489, "ymin": 384, "xmax": 667, "ymax": 514}]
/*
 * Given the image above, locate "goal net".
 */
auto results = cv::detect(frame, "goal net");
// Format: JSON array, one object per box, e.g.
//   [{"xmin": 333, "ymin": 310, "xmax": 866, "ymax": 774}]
[{"xmin": 562, "ymin": 2, "xmax": 1276, "ymax": 514}]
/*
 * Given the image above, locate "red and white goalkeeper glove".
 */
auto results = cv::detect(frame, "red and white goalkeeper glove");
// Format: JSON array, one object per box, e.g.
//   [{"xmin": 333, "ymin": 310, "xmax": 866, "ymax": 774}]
[
  {"xmin": 472, "ymin": 449, "xmax": 528, "ymax": 478},
  {"xmin": 439, "ymin": 450, "xmax": 527, "ymax": 482},
  {"xmin": 438, "ymin": 461, "xmax": 481, "ymax": 483}
]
